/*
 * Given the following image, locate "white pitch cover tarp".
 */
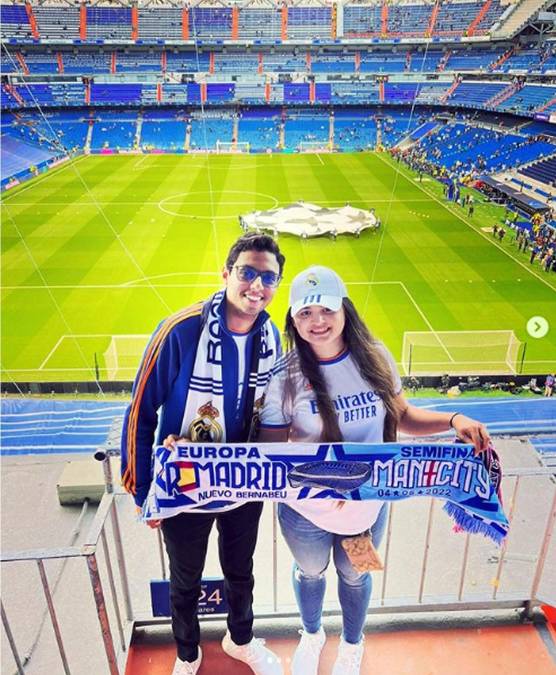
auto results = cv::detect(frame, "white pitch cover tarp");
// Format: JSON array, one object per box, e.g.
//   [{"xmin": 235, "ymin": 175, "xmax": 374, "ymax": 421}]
[{"xmin": 240, "ymin": 201, "xmax": 379, "ymax": 238}]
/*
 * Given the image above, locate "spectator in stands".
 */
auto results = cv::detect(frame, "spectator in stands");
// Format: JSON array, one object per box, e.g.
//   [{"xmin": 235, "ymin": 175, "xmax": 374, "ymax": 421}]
[
  {"xmin": 121, "ymin": 234, "xmax": 285, "ymax": 675},
  {"xmin": 258, "ymin": 266, "xmax": 490, "ymax": 675}
]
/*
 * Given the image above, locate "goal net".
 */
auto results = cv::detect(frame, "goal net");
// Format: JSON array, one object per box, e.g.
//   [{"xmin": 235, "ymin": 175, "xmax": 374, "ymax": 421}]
[
  {"xmin": 298, "ymin": 140, "xmax": 332, "ymax": 153},
  {"xmin": 216, "ymin": 141, "xmax": 250, "ymax": 154},
  {"xmin": 103, "ymin": 335, "xmax": 151, "ymax": 380},
  {"xmin": 401, "ymin": 330, "xmax": 523, "ymax": 376}
]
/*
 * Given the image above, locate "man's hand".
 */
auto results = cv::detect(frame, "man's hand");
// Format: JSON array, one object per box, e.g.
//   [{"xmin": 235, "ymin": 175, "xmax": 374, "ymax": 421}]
[
  {"xmin": 136, "ymin": 505, "xmax": 162, "ymax": 529},
  {"xmin": 163, "ymin": 434, "xmax": 190, "ymax": 448},
  {"xmin": 451, "ymin": 414, "xmax": 491, "ymax": 455},
  {"xmin": 134, "ymin": 434, "xmax": 190, "ymax": 529}
]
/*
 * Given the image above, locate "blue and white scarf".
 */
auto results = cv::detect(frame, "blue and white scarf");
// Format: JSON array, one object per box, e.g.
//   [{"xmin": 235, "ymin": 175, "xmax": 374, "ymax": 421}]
[
  {"xmin": 143, "ymin": 441, "xmax": 509, "ymax": 545},
  {"xmin": 180, "ymin": 290, "xmax": 278, "ymax": 443}
]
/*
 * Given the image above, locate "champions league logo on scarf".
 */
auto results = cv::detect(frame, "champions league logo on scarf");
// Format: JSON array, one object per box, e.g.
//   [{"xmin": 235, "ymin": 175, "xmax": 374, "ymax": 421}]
[{"xmin": 143, "ymin": 442, "xmax": 509, "ymax": 545}]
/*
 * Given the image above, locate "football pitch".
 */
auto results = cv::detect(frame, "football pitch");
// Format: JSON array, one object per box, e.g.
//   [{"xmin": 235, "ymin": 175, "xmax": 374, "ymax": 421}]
[{"xmin": 2, "ymin": 151, "xmax": 555, "ymax": 382}]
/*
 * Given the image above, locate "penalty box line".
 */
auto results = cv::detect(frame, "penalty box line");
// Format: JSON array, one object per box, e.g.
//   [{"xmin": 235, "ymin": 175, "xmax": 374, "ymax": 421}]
[
  {"xmin": 39, "ymin": 333, "xmax": 121, "ymax": 371},
  {"xmin": 36, "ymin": 282, "xmax": 442, "ymax": 370}
]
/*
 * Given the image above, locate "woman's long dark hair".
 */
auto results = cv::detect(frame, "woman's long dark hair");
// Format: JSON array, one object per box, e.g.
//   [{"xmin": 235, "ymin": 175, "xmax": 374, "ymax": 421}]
[{"xmin": 284, "ymin": 298, "xmax": 399, "ymax": 442}]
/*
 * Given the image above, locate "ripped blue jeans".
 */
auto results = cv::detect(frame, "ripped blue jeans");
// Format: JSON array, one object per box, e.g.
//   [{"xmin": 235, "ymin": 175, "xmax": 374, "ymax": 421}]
[{"xmin": 277, "ymin": 502, "xmax": 388, "ymax": 644}]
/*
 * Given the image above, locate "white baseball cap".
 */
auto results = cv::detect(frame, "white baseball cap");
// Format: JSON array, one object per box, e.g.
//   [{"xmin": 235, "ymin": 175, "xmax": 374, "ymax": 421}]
[{"xmin": 289, "ymin": 266, "xmax": 348, "ymax": 316}]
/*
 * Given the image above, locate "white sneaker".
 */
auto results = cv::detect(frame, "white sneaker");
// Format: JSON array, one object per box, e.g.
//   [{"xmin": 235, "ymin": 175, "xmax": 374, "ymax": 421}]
[
  {"xmin": 171, "ymin": 647, "xmax": 202, "ymax": 675},
  {"xmin": 221, "ymin": 631, "xmax": 283, "ymax": 675},
  {"xmin": 331, "ymin": 636, "xmax": 365, "ymax": 675},
  {"xmin": 291, "ymin": 627, "xmax": 326, "ymax": 675}
]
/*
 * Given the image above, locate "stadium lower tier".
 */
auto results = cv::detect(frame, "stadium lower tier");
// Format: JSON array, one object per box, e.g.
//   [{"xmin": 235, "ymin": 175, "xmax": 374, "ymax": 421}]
[{"xmin": 2, "ymin": 106, "xmax": 555, "ymax": 188}]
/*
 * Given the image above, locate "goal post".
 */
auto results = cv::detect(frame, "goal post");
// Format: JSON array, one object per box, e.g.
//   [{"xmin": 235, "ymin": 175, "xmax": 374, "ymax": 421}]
[
  {"xmin": 298, "ymin": 140, "xmax": 333, "ymax": 153},
  {"xmin": 401, "ymin": 330, "xmax": 523, "ymax": 376},
  {"xmin": 215, "ymin": 141, "xmax": 250, "ymax": 154},
  {"xmin": 102, "ymin": 335, "xmax": 151, "ymax": 380}
]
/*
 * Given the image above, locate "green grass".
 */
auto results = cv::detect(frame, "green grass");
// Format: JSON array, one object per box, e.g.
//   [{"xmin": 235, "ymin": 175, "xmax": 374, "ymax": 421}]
[{"xmin": 2, "ymin": 152, "xmax": 555, "ymax": 382}]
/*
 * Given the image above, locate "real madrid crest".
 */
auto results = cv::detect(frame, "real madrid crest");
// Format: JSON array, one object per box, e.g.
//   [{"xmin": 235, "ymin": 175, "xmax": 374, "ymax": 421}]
[
  {"xmin": 188, "ymin": 401, "xmax": 223, "ymax": 442},
  {"xmin": 305, "ymin": 272, "xmax": 319, "ymax": 287}
]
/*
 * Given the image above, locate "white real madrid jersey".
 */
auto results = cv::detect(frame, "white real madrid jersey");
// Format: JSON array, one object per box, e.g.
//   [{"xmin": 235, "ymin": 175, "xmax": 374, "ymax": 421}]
[{"xmin": 260, "ymin": 347, "xmax": 402, "ymax": 534}]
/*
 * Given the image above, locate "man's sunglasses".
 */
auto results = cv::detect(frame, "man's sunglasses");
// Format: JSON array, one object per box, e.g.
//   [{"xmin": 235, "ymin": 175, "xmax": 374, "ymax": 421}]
[{"xmin": 232, "ymin": 265, "xmax": 281, "ymax": 288}]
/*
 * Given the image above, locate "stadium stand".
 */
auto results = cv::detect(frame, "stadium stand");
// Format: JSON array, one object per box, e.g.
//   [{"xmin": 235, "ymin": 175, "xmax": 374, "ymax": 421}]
[
  {"xmin": 189, "ymin": 113, "xmax": 233, "ymax": 150},
  {"xmin": 360, "ymin": 51, "xmax": 406, "ymax": 73},
  {"xmin": 0, "ymin": 3, "xmax": 32, "ymax": 39},
  {"xmin": 518, "ymin": 156, "xmax": 556, "ymax": 189},
  {"xmin": 137, "ymin": 8, "xmax": 182, "ymax": 40},
  {"xmin": 284, "ymin": 109, "xmax": 330, "ymax": 149},
  {"xmin": 89, "ymin": 112, "xmax": 137, "ymax": 151},
  {"xmin": 418, "ymin": 122, "xmax": 556, "ymax": 174},
  {"xmin": 287, "ymin": 7, "xmax": 331, "ymax": 40},
  {"xmin": 189, "ymin": 7, "xmax": 232, "ymax": 39},
  {"xmin": 343, "ymin": 5, "xmax": 383, "ymax": 38},
  {"xmin": 238, "ymin": 8, "xmax": 282, "ymax": 40},
  {"xmin": 238, "ymin": 109, "xmax": 281, "ymax": 151},
  {"xmin": 1, "ymin": 134, "xmax": 58, "ymax": 181},
  {"xmin": 141, "ymin": 112, "xmax": 187, "ymax": 152},
  {"xmin": 86, "ymin": 6, "xmax": 133, "ymax": 41},
  {"xmin": 62, "ymin": 52, "xmax": 111, "ymax": 75},
  {"xmin": 334, "ymin": 109, "xmax": 378, "ymax": 151},
  {"xmin": 380, "ymin": 111, "xmax": 424, "ymax": 146},
  {"xmin": 33, "ymin": 5, "xmax": 81, "ymax": 40},
  {"xmin": 444, "ymin": 81, "xmax": 507, "ymax": 107},
  {"xmin": 501, "ymin": 84, "xmax": 556, "ymax": 114},
  {"xmin": 444, "ymin": 48, "xmax": 506, "ymax": 71},
  {"xmin": 116, "ymin": 51, "xmax": 161, "ymax": 73},
  {"xmin": 388, "ymin": 3, "xmax": 431, "ymax": 37}
]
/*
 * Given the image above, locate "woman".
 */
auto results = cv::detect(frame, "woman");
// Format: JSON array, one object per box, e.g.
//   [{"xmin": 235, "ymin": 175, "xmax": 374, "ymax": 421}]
[{"xmin": 258, "ymin": 266, "xmax": 490, "ymax": 675}]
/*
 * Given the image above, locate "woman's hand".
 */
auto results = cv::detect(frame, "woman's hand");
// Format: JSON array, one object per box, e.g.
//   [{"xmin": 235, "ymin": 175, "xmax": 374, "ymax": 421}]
[{"xmin": 451, "ymin": 414, "xmax": 490, "ymax": 454}]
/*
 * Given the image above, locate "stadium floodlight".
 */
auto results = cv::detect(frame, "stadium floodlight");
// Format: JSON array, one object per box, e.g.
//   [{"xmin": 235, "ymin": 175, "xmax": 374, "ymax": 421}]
[
  {"xmin": 401, "ymin": 330, "xmax": 523, "ymax": 376},
  {"xmin": 216, "ymin": 141, "xmax": 250, "ymax": 154},
  {"xmin": 240, "ymin": 201, "xmax": 379, "ymax": 238},
  {"xmin": 103, "ymin": 335, "xmax": 151, "ymax": 380}
]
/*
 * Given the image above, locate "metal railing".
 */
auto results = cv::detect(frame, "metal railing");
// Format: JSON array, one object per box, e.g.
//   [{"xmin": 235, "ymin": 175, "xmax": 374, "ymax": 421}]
[{"xmin": 2, "ymin": 457, "xmax": 555, "ymax": 674}]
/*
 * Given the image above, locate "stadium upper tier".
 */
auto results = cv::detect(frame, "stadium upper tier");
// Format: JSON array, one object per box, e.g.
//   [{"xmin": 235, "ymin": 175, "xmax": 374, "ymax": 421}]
[
  {"xmin": 0, "ymin": 0, "xmax": 511, "ymax": 43},
  {"xmin": 2, "ymin": 77, "xmax": 554, "ymax": 118},
  {"xmin": 1, "ymin": 43, "xmax": 550, "ymax": 78}
]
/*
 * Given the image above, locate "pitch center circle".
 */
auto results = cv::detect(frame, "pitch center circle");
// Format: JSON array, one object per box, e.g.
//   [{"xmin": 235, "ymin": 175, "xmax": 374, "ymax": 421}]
[{"xmin": 158, "ymin": 190, "xmax": 279, "ymax": 220}]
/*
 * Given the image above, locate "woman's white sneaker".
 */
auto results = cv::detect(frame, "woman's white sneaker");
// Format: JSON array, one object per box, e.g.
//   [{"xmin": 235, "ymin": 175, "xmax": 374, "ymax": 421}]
[
  {"xmin": 221, "ymin": 631, "xmax": 282, "ymax": 675},
  {"xmin": 291, "ymin": 627, "xmax": 326, "ymax": 675},
  {"xmin": 331, "ymin": 636, "xmax": 365, "ymax": 675}
]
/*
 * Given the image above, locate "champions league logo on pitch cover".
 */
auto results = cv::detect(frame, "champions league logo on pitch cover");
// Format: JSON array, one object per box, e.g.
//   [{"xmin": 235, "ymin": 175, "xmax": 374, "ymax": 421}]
[{"xmin": 145, "ymin": 442, "xmax": 508, "ymax": 544}]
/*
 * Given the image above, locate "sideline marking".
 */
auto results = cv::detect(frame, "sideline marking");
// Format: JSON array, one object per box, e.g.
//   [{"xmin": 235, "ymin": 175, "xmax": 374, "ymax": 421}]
[
  {"xmin": 398, "ymin": 281, "xmax": 456, "ymax": 367},
  {"xmin": 1, "ymin": 156, "xmax": 87, "ymax": 202},
  {"xmin": 375, "ymin": 153, "xmax": 556, "ymax": 294},
  {"xmin": 38, "ymin": 333, "xmax": 116, "ymax": 370}
]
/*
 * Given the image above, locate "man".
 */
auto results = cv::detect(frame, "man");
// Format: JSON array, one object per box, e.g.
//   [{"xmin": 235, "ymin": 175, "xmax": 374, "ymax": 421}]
[{"xmin": 121, "ymin": 233, "xmax": 285, "ymax": 675}]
